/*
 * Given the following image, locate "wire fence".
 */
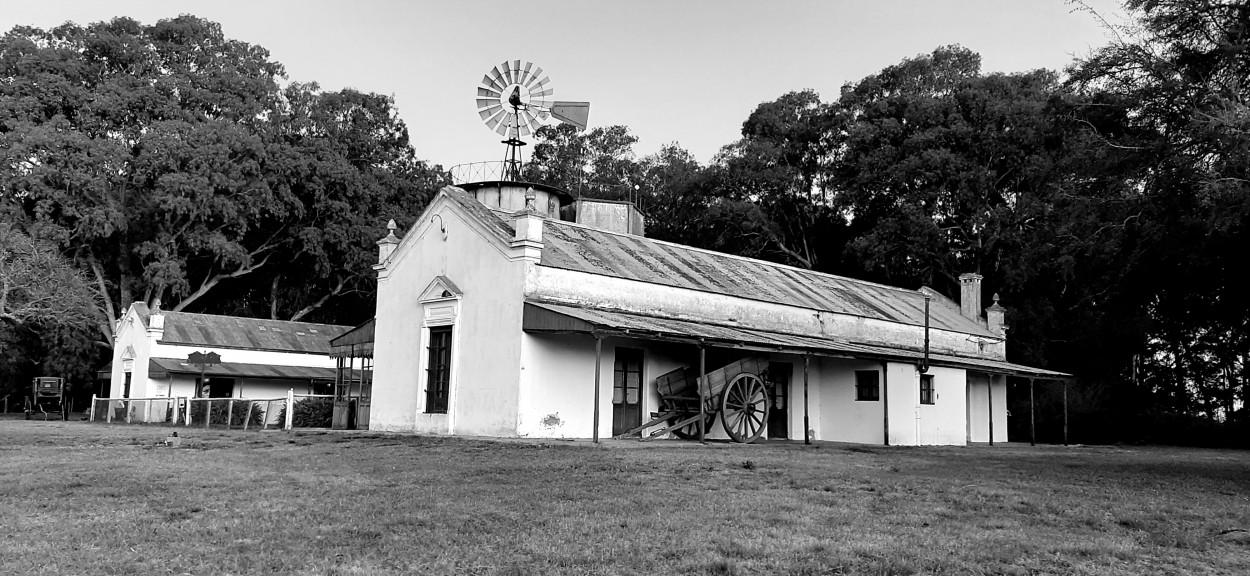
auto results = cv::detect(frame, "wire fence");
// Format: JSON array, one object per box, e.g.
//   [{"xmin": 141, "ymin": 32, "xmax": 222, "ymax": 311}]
[{"xmin": 88, "ymin": 391, "xmax": 335, "ymax": 430}]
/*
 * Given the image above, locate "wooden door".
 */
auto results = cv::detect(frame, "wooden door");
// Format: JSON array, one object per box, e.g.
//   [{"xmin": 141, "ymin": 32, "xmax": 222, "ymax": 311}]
[
  {"xmin": 767, "ymin": 362, "xmax": 791, "ymax": 439},
  {"xmin": 356, "ymin": 357, "xmax": 372, "ymax": 429},
  {"xmin": 331, "ymin": 357, "xmax": 350, "ymax": 430},
  {"xmin": 612, "ymin": 348, "xmax": 643, "ymax": 436}
]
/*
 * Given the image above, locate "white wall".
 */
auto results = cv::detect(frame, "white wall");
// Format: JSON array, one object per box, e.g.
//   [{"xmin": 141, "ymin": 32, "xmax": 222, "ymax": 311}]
[
  {"xmin": 370, "ymin": 197, "xmax": 529, "ymax": 435},
  {"xmin": 148, "ymin": 343, "xmax": 335, "ymax": 369},
  {"xmin": 967, "ymin": 372, "xmax": 1008, "ymax": 443},
  {"xmin": 814, "ymin": 357, "xmax": 887, "ymax": 444},
  {"xmin": 517, "ymin": 333, "xmax": 688, "ymax": 439},
  {"xmin": 885, "ymin": 364, "xmax": 969, "ymax": 446},
  {"xmin": 109, "ymin": 305, "xmax": 155, "ymax": 399}
]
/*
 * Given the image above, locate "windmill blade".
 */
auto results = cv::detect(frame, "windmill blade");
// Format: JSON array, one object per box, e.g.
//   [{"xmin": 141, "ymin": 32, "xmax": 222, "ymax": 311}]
[
  {"xmin": 476, "ymin": 98, "xmax": 497, "ymax": 110},
  {"xmin": 477, "ymin": 87, "xmax": 501, "ymax": 98},
  {"xmin": 520, "ymin": 109, "xmax": 537, "ymax": 131},
  {"xmin": 479, "ymin": 104, "xmax": 502, "ymax": 120},
  {"xmin": 525, "ymin": 67, "xmax": 545, "ymax": 88},
  {"xmin": 550, "ymin": 101, "xmax": 590, "ymax": 129},
  {"xmin": 488, "ymin": 66, "xmax": 507, "ymax": 89},
  {"xmin": 511, "ymin": 60, "xmax": 521, "ymax": 84}
]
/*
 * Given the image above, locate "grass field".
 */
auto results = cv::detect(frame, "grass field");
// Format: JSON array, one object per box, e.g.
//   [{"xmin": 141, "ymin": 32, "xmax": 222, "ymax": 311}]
[{"xmin": 1, "ymin": 419, "xmax": 1247, "ymax": 575}]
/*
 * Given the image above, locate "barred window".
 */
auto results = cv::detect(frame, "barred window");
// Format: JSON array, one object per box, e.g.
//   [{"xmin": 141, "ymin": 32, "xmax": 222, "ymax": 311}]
[
  {"xmin": 855, "ymin": 370, "xmax": 879, "ymax": 401},
  {"xmin": 920, "ymin": 374, "xmax": 935, "ymax": 405},
  {"xmin": 425, "ymin": 326, "xmax": 452, "ymax": 413}
]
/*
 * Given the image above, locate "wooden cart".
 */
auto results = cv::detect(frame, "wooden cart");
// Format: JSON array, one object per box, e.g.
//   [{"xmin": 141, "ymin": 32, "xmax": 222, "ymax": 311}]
[{"xmin": 616, "ymin": 356, "xmax": 771, "ymax": 443}]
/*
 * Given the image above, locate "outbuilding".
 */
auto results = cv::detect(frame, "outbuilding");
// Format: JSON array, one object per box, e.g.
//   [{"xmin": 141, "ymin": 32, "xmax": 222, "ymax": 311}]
[{"xmin": 105, "ymin": 301, "xmax": 352, "ymax": 418}]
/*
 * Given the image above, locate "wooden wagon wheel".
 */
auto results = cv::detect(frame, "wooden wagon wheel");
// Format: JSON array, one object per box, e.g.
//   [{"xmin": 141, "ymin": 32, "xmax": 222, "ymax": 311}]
[
  {"xmin": 670, "ymin": 413, "xmax": 718, "ymax": 440},
  {"xmin": 721, "ymin": 373, "xmax": 769, "ymax": 443}
]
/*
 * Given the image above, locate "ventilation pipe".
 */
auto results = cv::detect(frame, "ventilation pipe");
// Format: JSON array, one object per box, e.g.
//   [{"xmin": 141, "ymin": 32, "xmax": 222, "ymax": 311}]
[{"xmin": 918, "ymin": 292, "xmax": 930, "ymax": 374}]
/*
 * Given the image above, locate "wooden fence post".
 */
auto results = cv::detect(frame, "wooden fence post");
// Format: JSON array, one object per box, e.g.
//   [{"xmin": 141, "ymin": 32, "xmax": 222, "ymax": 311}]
[
  {"xmin": 285, "ymin": 390, "xmax": 295, "ymax": 430},
  {"xmin": 226, "ymin": 401, "xmax": 234, "ymax": 429},
  {"xmin": 89, "ymin": 395, "xmax": 97, "ymax": 422},
  {"xmin": 244, "ymin": 402, "xmax": 254, "ymax": 431}
]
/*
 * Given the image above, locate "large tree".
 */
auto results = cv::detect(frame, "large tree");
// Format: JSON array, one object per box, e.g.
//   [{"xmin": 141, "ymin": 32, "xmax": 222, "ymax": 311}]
[
  {"xmin": 0, "ymin": 16, "xmax": 444, "ymax": 340},
  {"xmin": 1069, "ymin": 0, "xmax": 1250, "ymax": 424}
]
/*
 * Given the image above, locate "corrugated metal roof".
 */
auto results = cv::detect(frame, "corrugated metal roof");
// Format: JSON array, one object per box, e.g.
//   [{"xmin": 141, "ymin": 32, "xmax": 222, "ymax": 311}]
[
  {"xmin": 439, "ymin": 185, "xmax": 989, "ymax": 336},
  {"xmin": 329, "ymin": 318, "xmax": 375, "ymax": 358},
  {"xmin": 148, "ymin": 357, "xmax": 338, "ymax": 381},
  {"xmin": 534, "ymin": 218, "xmax": 994, "ymax": 337},
  {"xmin": 157, "ymin": 312, "xmax": 351, "ymax": 354},
  {"xmin": 524, "ymin": 302, "xmax": 1067, "ymax": 379}
]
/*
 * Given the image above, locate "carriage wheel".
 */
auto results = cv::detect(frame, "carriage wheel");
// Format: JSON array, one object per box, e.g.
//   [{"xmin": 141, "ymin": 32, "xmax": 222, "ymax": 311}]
[
  {"xmin": 721, "ymin": 373, "xmax": 769, "ymax": 443},
  {"xmin": 670, "ymin": 413, "xmax": 717, "ymax": 440}
]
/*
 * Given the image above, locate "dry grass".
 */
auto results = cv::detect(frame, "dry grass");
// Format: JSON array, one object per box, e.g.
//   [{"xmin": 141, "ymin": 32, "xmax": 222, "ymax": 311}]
[{"xmin": 1, "ymin": 418, "xmax": 1248, "ymax": 575}]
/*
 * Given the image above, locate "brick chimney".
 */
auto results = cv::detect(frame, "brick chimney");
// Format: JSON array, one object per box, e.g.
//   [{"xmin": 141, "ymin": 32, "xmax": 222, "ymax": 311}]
[
  {"xmin": 377, "ymin": 219, "xmax": 399, "ymax": 265},
  {"xmin": 958, "ymin": 273, "xmax": 983, "ymax": 323}
]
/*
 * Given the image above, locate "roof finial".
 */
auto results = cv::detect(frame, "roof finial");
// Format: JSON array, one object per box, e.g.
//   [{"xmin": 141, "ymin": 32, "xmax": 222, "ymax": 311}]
[
  {"xmin": 387, "ymin": 219, "xmax": 397, "ymax": 233},
  {"xmin": 523, "ymin": 187, "xmax": 538, "ymax": 214}
]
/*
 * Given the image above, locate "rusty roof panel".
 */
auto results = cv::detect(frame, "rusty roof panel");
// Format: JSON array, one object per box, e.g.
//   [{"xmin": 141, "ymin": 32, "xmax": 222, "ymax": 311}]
[
  {"xmin": 158, "ymin": 312, "xmax": 351, "ymax": 354},
  {"xmin": 524, "ymin": 302, "xmax": 1067, "ymax": 378},
  {"xmin": 538, "ymin": 221, "xmax": 995, "ymax": 337}
]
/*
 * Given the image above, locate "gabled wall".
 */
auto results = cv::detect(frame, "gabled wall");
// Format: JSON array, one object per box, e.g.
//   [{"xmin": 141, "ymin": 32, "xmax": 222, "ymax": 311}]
[{"xmin": 371, "ymin": 195, "xmax": 530, "ymax": 435}]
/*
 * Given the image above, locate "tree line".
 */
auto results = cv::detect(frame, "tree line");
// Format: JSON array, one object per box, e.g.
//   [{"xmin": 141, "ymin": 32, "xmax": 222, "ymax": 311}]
[{"xmin": 3, "ymin": 2, "xmax": 1246, "ymax": 445}]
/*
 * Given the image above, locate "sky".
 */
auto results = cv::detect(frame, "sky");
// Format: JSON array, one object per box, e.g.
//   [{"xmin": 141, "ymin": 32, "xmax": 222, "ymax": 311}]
[{"xmin": 4, "ymin": 0, "xmax": 1126, "ymax": 170}]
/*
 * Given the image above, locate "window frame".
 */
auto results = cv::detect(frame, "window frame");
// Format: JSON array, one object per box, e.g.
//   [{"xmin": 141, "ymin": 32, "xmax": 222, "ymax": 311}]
[
  {"xmin": 612, "ymin": 347, "xmax": 644, "ymax": 407},
  {"xmin": 855, "ymin": 370, "xmax": 880, "ymax": 402},
  {"xmin": 425, "ymin": 325, "xmax": 453, "ymax": 414},
  {"xmin": 919, "ymin": 374, "xmax": 935, "ymax": 405}
]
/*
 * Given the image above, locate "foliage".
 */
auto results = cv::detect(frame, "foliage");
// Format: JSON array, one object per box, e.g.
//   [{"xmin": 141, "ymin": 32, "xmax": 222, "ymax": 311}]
[
  {"xmin": 1066, "ymin": 0, "xmax": 1250, "ymax": 425},
  {"xmin": 523, "ymin": 123, "xmax": 641, "ymax": 199},
  {"xmin": 0, "ymin": 15, "xmax": 445, "ymax": 338},
  {"xmin": 274, "ymin": 396, "xmax": 333, "ymax": 428},
  {"xmin": 0, "ymin": 223, "xmax": 102, "ymax": 399},
  {"xmin": 709, "ymin": 89, "xmax": 841, "ymax": 269},
  {"xmin": 0, "ymin": 223, "xmax": 99, "ymax": 328},
  {"xmin": 186, "ymin": 399, "xmax": 266, "ymax": 427}
]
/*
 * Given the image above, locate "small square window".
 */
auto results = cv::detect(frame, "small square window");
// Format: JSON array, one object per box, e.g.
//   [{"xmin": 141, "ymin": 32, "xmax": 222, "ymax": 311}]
[
  {"xmin": 855, "ymin": 370, "xmax": 879, "ymax": 401},
  {"xmin": 920, "ymin": 374, "xmax": 935, "ymax": 405}
]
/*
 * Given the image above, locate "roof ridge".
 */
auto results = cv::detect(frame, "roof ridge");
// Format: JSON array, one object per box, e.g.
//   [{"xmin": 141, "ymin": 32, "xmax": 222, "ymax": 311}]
[
  {"xmin": 161, "ymin": 310, "xmax": 350, "ymax": 330},
  {"xmin": 542, "ymin": 218, "xmax": 929, "ymax": 298}
]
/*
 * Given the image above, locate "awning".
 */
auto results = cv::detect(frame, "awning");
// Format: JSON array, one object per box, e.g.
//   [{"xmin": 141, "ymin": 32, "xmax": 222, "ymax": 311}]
[
  {"xmin": 522, "ymin": 301, "xmax": 1069, "ymax": 379},
  {"xmin": 147, "ymin": 358, "xmax": 338, "ymax": 381},
  {"xmin": 329, "ymin": 318, "xmax": 375, "ymax": 358}
]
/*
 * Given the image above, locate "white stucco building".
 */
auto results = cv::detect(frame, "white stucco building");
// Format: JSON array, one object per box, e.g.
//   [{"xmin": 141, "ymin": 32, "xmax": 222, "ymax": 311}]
[
  {"xmin": 368, "ymin": 182, "xmax": 1066, "ymax": 445},
  {"xmin": 106, "ymin": 302, "xmax": 352, "ymax": 419}
]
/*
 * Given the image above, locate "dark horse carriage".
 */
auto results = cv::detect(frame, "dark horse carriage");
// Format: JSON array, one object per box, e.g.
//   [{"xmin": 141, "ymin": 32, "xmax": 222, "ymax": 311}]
[
  {"xmin": 24, "ymin": 377, "xmax": 68, "ymax": 420},
  {"xmin": 615, "ymin": 356, "xmax": 772, "ymax": 443}
]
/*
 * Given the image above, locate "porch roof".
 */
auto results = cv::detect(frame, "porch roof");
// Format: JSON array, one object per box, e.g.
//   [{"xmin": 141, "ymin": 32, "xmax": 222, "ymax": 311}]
[
  {"xmin": 147, "ymin": 357, "xmax": 337, "ymax": 381},
  {"xmin": 522, "ymin": 301, "xmax": 1069, "ymax": 379},
  {"xmin": 329, "ymin": 318, "xmax": 375, "ymax": 358}
]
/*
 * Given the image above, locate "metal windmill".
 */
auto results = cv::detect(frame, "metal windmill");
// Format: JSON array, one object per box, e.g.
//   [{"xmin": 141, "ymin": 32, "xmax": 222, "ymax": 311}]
[{"xmin": 476, "ymin": 60, "xmax": 590, "ymax": 181}]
